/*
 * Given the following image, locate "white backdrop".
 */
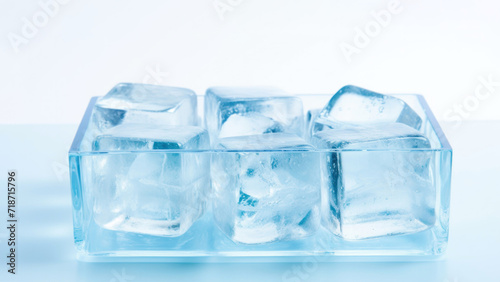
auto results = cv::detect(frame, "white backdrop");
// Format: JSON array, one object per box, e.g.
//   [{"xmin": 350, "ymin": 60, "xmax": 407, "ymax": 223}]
[{"xmin": 1, "ymin": 0, "xmax": 499, "ymax": 124}]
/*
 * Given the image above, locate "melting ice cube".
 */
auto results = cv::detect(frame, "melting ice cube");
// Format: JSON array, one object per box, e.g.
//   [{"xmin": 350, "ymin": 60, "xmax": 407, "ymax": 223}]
[
  {"xmin": 211, "ymin": 133, "xmax": 320, "ymax": 244},
  {"xmin": 313, "ymin": 85, "xmax": 422, "ymax": 133},
  {"xmin": 205, "ymin": 87, "xmax": 304, "ymax": 142},
  {"xmin": 91, "ymin": 124, "xmax": 210, "ymax": 237},
  {"xmin": 312, "ymin": 123, "xmax": 435, "ymax": 240}
]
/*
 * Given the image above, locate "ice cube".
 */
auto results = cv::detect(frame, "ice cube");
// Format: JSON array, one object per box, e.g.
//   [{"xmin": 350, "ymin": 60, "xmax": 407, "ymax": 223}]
[
  {"xmin": 314, "ymin": 85, "xmax": 422, "ymax": 133},
  {"xmin": 312, "ymin": 123, "xmax": 435, "ymax": 240},
  {"xmin": 205, "ymin": 87, "xmax": 304, "ymax": 142},
  {"xmin": 211, "ymin": 133, "xmax": 320, "ymax": 244},
  {"xmin": 92, "ymin": 83, "xmax": 197, "ymax": 132},
  {"xmin": 91, "ymin": 124, "xmax": 210, "ymax": 237}
]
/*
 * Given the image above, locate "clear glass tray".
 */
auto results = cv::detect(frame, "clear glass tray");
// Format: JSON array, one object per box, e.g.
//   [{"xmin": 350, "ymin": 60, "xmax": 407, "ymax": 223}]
[{"xmin": 69, "ymin": 94, "xmax": 452, "ymax": 262}]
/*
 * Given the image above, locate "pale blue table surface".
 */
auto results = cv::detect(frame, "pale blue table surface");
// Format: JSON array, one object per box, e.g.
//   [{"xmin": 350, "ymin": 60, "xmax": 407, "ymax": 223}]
[{"xmin": 0, "ymin": 121, "xmax": 498, "ymax": 282}]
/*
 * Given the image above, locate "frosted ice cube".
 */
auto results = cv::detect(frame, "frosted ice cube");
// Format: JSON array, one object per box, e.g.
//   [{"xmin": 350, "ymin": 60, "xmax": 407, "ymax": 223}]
[
  {"xmin": 92, "ymin": 83, "xmax": 197, "ymax": 132},
  {"xmin": 205, "ymin": 87, "xmax": 304, "ymax": 142},
  {"xmin": 91, "ymin": 124, "xmax": 210, "ymax": 237},
  {"xmin": 211, "ymin": 133, "xmax": 320, "ymax": 244},
  {"xmin": 314, "ymin": 85, "xmax": 422, "ymax": 132},
  {"xmin": 312, "ymin": 123, "xmax": 435, "ymax": 240}
]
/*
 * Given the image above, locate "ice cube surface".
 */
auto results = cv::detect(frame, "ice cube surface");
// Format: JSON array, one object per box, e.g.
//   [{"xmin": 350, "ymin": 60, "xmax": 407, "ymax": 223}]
[
  {"xmin": 211, "ymin": 133, "xmax": 320, "ymax": 244},
  {"xmin": 314, "ymin": 85, "xmax": 422, "ymax": 133},
  {"xmin": 218, "ymin": 113, "xmax": 283, "ymax": 139},
  {"xmin": 205, "ymin": 87, "xmax": 304, "ymax": 142},
  {"xmin": 312, "ymin": 123, "xmax": 435, "ymax": 239},
  {"xmin": 93, "ymin": 123, "xmax": 208, "ymax": 151},
  {"xmin": 92, "ymin": 83, "xmax": 197, "ymax": 132},
  {"xmin": 91, "ymin": 124, "xmax": 210, "ymax": 237}
]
